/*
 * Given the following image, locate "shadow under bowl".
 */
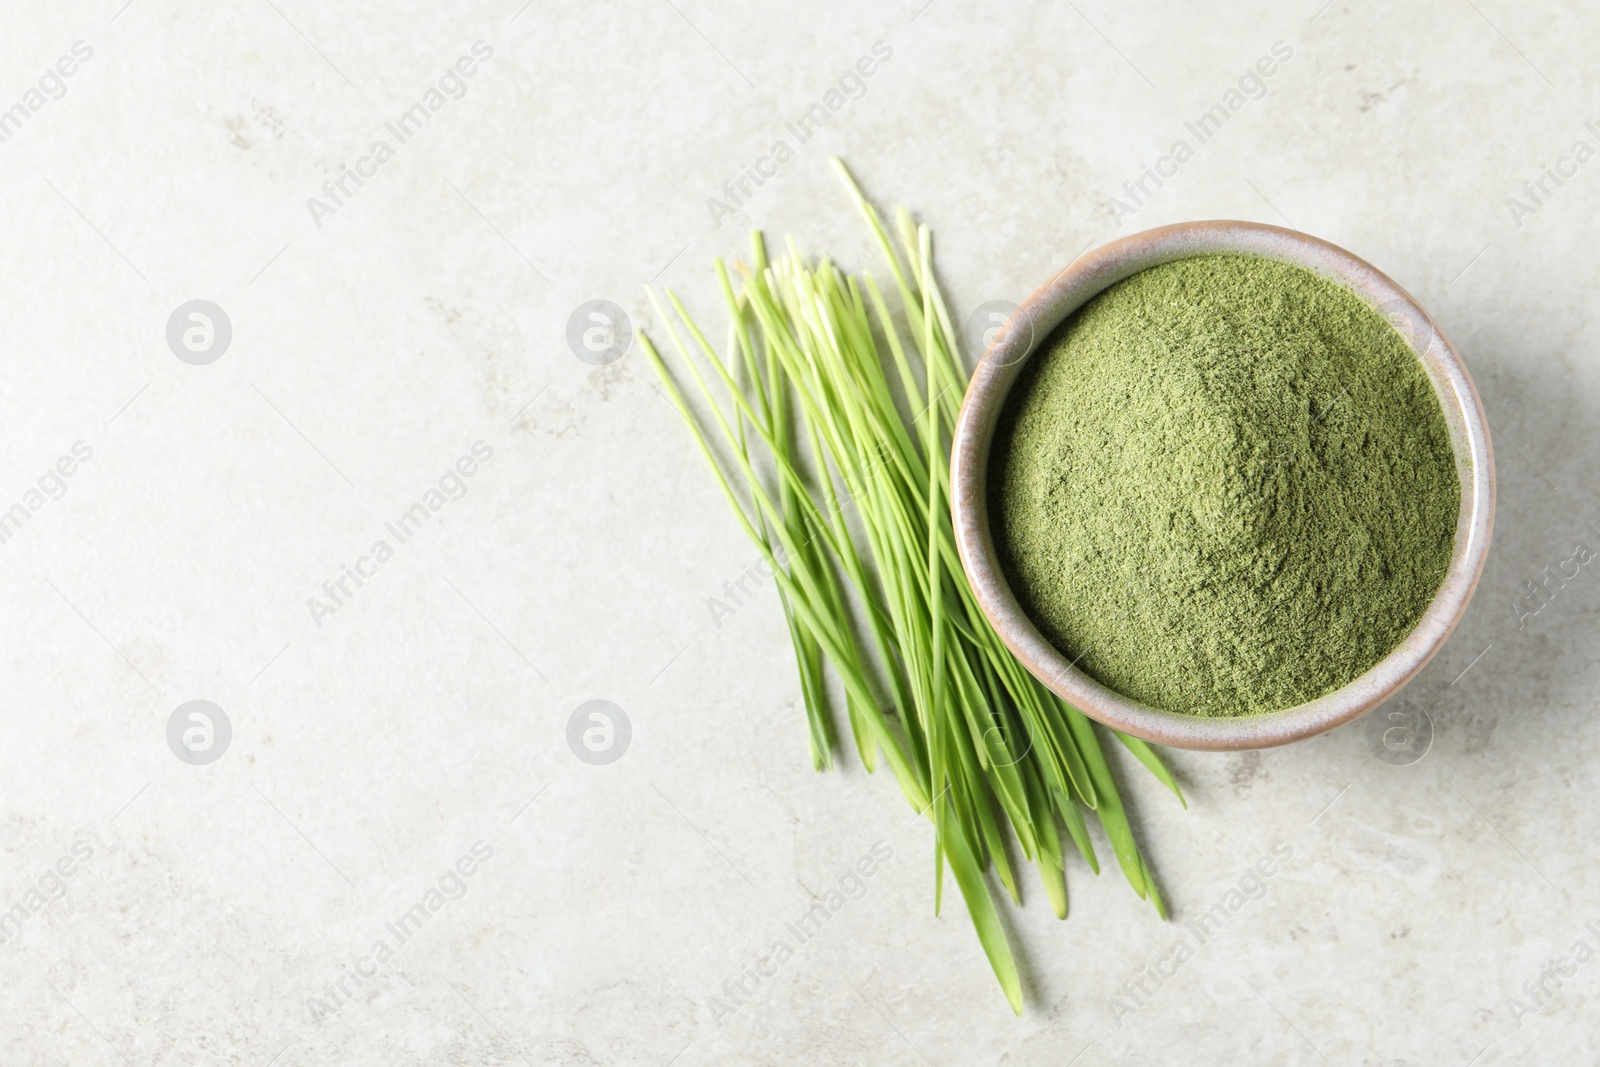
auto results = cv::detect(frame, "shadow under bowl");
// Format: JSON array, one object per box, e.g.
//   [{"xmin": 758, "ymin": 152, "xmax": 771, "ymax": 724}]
[{"xmin": 950, "ymin": 220, "xmax": 1496, "ymax": 750}]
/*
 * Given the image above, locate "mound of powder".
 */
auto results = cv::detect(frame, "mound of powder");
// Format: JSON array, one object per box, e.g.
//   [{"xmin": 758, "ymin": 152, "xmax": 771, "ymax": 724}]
[{"xmin": 990, "ymin": 252, "xmax": 1459, "ymax": 717}]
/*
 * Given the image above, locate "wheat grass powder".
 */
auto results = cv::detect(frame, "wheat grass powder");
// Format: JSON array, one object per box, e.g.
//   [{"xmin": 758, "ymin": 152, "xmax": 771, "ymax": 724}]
[{"xmin": 990, "ymin": 252, "xmax": 1460, "ymax": 717}]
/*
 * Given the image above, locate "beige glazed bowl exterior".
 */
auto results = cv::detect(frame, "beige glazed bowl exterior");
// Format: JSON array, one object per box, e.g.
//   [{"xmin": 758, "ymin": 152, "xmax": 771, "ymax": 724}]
[{"xmin": 950, "ymin": 221, "xmax": 1496, "ymax": 750}]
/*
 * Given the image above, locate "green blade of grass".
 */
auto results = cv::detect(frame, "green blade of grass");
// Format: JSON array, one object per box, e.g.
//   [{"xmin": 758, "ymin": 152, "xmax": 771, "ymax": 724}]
[
  {"xmin": 942, "ymin": 798, "xmax": 1023, "ymax": 1015},
  {"xmin": 1116, "ymin": 732, "xmax": 1186, "ymax": 808}
]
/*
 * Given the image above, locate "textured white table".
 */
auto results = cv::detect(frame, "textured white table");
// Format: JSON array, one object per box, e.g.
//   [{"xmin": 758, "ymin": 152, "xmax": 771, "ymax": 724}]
[{"xmin": 2, "ymin": 1, "xmax": 1596, "ymax": 1064}]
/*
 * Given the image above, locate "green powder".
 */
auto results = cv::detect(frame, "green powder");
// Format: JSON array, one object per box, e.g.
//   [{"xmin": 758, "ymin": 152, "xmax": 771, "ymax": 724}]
[{"xmin": 990, "ymin": 252, "xmax": 1460, "ymax": 717}]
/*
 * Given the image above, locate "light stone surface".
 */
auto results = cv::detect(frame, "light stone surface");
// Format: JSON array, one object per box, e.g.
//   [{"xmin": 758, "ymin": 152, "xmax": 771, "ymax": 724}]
[{"xmin": 1, "ymin": 1, "xmax": 1596, "ymax": 1064}]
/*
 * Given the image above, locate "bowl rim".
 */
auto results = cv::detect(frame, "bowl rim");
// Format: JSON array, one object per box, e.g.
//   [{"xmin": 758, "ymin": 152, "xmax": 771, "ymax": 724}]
[{"xmin": 949, "ymin": 220, "xmax": 1496, "ymax": 751}]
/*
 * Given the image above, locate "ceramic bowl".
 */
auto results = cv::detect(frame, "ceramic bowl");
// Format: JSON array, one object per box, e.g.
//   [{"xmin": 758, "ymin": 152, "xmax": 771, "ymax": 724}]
[{"xmin": 950, "ymin": 220, "xmax": 1495, "ymax": 750}]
